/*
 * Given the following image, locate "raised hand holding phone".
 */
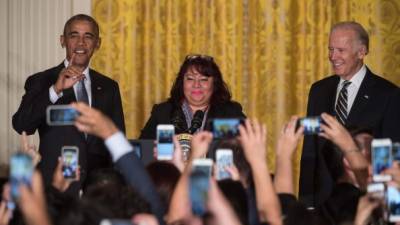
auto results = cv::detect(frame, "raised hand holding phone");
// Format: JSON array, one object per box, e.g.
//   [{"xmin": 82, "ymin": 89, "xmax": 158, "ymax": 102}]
[
  {"xmin": 189, "ymin": 158, "xmax": 213, "ymax": 216},
  {"xmin": 216, "ymin": 149, "xmax": 233, "ymax": 180},
  {"xmin": 52, "ymin": 157, "xmax": 79, "ymax": 192}
]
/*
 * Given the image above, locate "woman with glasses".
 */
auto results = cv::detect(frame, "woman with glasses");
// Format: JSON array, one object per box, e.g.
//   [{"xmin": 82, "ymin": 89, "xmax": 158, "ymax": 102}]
[{"xmin": 139, "ymin": 54, "xmax": 246, "ymax": 139}]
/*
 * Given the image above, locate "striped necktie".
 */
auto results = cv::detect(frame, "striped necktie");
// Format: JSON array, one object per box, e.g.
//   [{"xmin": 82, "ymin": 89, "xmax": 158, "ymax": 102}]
[
  {"xmin": 335, "ymin": 80, "xmax": 351, "ymax": 125},
  {"xmin": 76, "ymin": 77, "xmax": 89, "ymax": 105}
]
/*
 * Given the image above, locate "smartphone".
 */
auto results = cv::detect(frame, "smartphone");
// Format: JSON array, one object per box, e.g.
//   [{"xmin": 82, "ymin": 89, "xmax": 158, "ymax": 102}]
[
  {"xmin": 208, "ymin": 118, "xmax": 244, "ymax": 139},
  {"xmin": 392, "ymin": 143, "xmax": 400, "ymax": 162},
  {"xmin": 190, "ymin": 158, "xmax": 213, "ymax": 216},
  {"xmin": 387, "ymin": 185, "xmax": 400, "ymax": 222},
  {"xmin": 10, "ymin": 152, "xmax": 34, "ymax": 201},
  {"xmin": 62, "ymin": 146, "xmax": 79, "ymax": 179},
  {"xmin": 372, "ymin": 138, "xmax": 392, "ymax": 182},
  {"xmin": 157, "ymin": 124, "xmax": 175, "ymax": 160},
  {"xmin": 46, "ymin": 105, "xmax": 80, "ymax": 126},
  {"xmin": 100, "ymin": 219, "xmax": 133, "ymax": 225},
  {"xmin": 216, "ymin": 149, "xmax": 233, "ymax": 180},
  {"xmin": 296, "ymin": 116, "xmax": 322, "ymax": 135},
  {"xmin": 367, "ymin": 182, "xmax": 385, "ymax": 200}
]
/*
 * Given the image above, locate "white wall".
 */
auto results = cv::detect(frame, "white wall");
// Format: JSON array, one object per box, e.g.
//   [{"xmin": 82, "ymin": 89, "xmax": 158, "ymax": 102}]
[{"xmin": 0, "ymin": 0, "xmax": 91, "ymax": 171}]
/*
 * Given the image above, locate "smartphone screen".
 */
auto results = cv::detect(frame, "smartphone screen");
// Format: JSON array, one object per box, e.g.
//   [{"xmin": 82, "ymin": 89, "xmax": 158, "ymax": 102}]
[
  {"xmin": 157, "ymin": 125, "xmax": 174, "ymax": 160},
  {"xmin": 10, "ymin": 152, "xmax": 33, "ymax": 201},
  {"xmin": 372, "ymin": 139, "xmax": 392, "ymax": 182},
  {"xmin": 216, "ymin": 149, "xmax": 233, "ymax": 180},
  {"xmin": 62, "ymin": 146, "xmax": 79, "ymax": 179},
  {"xmin": 46, "ymin": 105, "xmax": 80, "ymax": 126},
  {"xmin": 210, "ymin": 118, "xmax": 243, "ymax": 139},
  {"xmin": 387, "ymin": 185, "xmax": 400, "ymax": 222},
  {"xmin": 297, "ymin": 116, "xmax": 322, "ymax": 135},
  {"xmin": 190, "ymin": 159, "xmax": 213, "ymax": 216},
  {"xmin": 100, "ymin": 219, "xmax": 133, "ymax": 225}
]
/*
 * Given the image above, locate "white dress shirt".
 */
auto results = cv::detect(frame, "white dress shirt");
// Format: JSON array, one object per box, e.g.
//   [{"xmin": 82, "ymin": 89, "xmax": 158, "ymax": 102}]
[
  {"xmin": 104, "ymin": 131, "xmax": 133, "ymax": 162},
  {"xmin": 49, "ymin": 59, "xmax": 92, "ymax": 106},
  {"xmin": 335, "ymin": 65, "xmax": 367, "ymax": 114}
]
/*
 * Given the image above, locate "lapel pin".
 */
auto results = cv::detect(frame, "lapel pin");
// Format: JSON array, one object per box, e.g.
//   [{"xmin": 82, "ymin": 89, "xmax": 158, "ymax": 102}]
[
  {"xmin": 364, "ymin": 95, "xmax": 369, "ymax": 99},
  {"xmin": 97, "ymin": 86, "xmax": 102, "ymax": 90}
]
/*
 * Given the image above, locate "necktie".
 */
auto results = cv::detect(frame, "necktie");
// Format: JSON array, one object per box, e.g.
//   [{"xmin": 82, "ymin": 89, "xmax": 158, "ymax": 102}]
[
  {"xmin": 335, "ymin": 80, "xmax": 351, "ymax": 125},
  {"xmin": 76, "ymin": 77, "xmax": 89, "ymax": 139},
  {"xmin": 76, "ymin": 77, "xmax": 89, "ymax": 105}
]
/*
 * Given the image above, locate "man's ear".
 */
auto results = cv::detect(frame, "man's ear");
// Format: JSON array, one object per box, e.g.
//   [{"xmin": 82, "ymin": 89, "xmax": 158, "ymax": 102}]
[
  {"xmin": 358, "ymin": 45, "xmax": 368, "ymax": 59},
  {"xmin": 60, "ymin": 35, "xmax": 65, "ymax": 48},
  {"xmin": 95, "ymin": 37, "xmax": 101, "ymax": 50}
]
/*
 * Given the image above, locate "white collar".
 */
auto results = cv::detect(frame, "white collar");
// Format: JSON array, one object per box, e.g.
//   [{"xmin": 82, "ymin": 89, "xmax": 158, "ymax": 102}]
[{"xmin": 339, "ymin": 64, "xmax": 366, "ymax": 88}]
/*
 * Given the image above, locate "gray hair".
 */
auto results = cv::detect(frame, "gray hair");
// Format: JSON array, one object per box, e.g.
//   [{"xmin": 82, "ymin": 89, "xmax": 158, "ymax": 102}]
[{"xmin": 331, "ymin": 21, "xmax": 369, "ymax": 53}]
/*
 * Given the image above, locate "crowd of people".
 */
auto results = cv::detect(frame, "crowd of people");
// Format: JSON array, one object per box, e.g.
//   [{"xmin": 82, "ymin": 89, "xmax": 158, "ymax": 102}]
[{"xmin": 1, "ymin": 13, "xmax": 400, "ymax": 225}]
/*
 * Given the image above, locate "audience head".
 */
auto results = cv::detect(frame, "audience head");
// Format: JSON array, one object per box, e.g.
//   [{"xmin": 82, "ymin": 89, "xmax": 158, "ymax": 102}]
[
  {"xmin": 146, "ymin": 161, "xmax": 181, "ymax": 210},
  {"xmin": 169, "ymin": 54, "xmax": 232, "ymax": 108},
  {"xmin": 348, "ymin": 126, "xmax": 373, "ymax": 162},
  {"xmin": 83, "ymin": 183, "xmax": 150, "ymax": 219},
  {"xmin": 349, "ymin": 126, "xmax": 374, "ymax": 180},
  {"xmin": 328, "ymin": 21, "xmax": 369, "ymax": 80},
  {"xmin": 82, "ymin": 168, "xmax": 126, "ymax": 193},
  {"xmin": 56, "ymin": 198, "xmax": 113, "ymax": 225}
]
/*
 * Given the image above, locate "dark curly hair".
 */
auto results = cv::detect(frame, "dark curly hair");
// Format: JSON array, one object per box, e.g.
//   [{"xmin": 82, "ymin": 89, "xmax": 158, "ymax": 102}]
[{"xmin": 169, "ymin": 55, "xmax": 232, "ymax": 107}]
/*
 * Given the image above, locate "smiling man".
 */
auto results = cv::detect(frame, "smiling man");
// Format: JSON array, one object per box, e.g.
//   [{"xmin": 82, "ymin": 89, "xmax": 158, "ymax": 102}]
[
  {"xmin": 299, "ymin": 21, "xmax": 399, "ymax": 207},
  {"xmin": 12, "ymin": 14, "xmax": 125, "ymax": 194}
]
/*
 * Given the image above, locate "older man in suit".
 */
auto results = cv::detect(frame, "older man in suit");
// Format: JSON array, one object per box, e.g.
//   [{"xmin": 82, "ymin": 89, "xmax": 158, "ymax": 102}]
[
  {"xmin": 299, "ymin": 21, "xmax": 399, "ymax": 207},
  {"xmin": 12, "ymin": 14, "xmax": 125, "ymax": 193}
]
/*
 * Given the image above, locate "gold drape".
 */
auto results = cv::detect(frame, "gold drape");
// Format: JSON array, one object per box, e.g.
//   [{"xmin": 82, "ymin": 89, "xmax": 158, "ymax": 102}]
[{"xmin": 92, "ymin": 0, "xmax": 400, "ymax": 194}]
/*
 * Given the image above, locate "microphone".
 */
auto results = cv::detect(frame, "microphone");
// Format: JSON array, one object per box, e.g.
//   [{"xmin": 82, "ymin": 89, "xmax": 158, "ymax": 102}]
[
  {"xmin": 187, "ymin": 110, "xmax": 205, "ymax": 134},
  {"xmin": 177, "ymin": 110, "xmax": 205, "ymax": 162}
]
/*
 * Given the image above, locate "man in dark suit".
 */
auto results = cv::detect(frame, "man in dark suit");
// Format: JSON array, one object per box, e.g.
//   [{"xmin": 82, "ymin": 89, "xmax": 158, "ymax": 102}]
[
  {"xmin": 12, "ymin": 14, "xmax": 125, "ymax": 192},
  {"xmin": 299, "ymin": 21, "xmax": 399, "ymax": 207}
]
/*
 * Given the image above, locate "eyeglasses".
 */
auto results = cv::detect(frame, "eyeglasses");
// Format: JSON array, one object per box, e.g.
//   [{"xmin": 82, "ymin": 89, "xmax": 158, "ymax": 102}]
[
  {"xmin": 185, "ymin": 54, "xmax": 214, "ymax": 61},
  {"xmin": 183, "ymin": 75, "xmax": 211, "ymax": 87}
]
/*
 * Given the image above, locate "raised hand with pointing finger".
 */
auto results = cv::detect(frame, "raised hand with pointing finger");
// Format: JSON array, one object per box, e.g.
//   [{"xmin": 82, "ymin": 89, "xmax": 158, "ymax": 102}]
[{"xmin": 54, "ymin": 54, "xmax": 85, "ymax": 94}]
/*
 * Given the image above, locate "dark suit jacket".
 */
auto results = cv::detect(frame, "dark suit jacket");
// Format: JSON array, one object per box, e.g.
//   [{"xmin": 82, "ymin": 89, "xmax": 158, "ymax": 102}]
[
  {"xmin": 139, "ymin": 100, "xmax": 246, "ymax": 139},
  {"xmin": 299, "ymin": 67, "xmax": 398, "ymax": 207},
  {"xmin": 12, "ymin": 63, "xmax": 125, "ymax": 190}
]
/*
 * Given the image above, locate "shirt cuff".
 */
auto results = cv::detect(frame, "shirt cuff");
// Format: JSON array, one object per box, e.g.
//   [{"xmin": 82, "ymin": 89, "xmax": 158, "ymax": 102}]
[
  {"xmin": 49, "ymin": 85, "xmax": 63, "ymax": 103},
  {"xmin": 104, "ymin": 131, "xmax": 133, "ymax": 162}
]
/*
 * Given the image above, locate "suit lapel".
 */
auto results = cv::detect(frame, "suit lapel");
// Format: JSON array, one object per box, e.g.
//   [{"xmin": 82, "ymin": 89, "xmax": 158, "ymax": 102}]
[
  {"xmin": 86, "ymin": 69, "xmax": 104, "ymax": 144},
  {"xmin": 89, "ymin": 69, "xmax": 104, "ymax": 110},
  {"xmin": 327, "ymin": 76, "xmax": 340, "ymax": 115},
  {"xmin": 347, "ymin": 69, "xmax": 374, "ymax": 123}
]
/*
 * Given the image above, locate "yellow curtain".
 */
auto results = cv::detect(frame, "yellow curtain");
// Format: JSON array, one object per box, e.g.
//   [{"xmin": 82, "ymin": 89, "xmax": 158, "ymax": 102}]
[{"xmin": 91, "ymin": 0, "xmax": 400, "ymax": 194}]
